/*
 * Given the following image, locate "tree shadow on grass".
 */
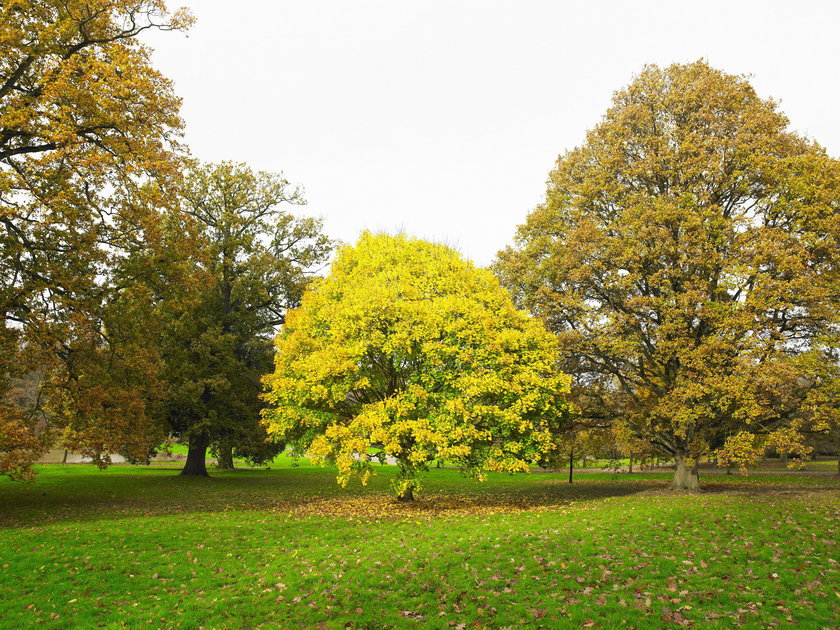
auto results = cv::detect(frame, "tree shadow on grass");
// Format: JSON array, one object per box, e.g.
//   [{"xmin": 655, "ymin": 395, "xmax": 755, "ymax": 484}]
[
  {"xmin": 0, "ymin": 466, "xmax": 660, "ymax": 529},
  {"xmin": 0, "ymin": 465, "xmax": 351, "ymax": 529},
  {"xmin": 2, "ymin": 466, "xmax": 836, "ymax": 529}
]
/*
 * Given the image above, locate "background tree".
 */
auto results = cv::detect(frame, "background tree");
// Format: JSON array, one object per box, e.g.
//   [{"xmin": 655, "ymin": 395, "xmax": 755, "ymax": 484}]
[
  {"xmin": 1, "ymin": 370, "xmax": 49, "ymax": 480},
  {"xmin": 161, "ymin": 162, "xmax": 333, "ymax": 477},
  {"xmin": 262, "ymin": 233, "xmax": 574, "ymax": 500},
  {"xmin": 550, "ymin": 422, "xmax": 612, "ymax": 483},
  {"xmin": 0, "ymin": 0, "xmax": 193, "ymax": 478},
  {"xmin": 495, "ymin": 61, "xmax": 840, "ymax": 490},
  {"xmin": 610, "ymin": 419, "xmax": 656, "ymax": 474}
]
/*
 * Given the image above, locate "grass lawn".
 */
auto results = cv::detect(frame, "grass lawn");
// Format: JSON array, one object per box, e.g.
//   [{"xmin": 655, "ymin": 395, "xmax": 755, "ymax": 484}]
[{"xmin": 1, "ymin": 461, "xmax": 838, "ymax": 629}]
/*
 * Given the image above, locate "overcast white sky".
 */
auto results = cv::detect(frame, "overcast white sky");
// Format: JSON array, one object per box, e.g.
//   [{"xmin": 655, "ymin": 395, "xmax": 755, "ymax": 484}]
[{"xmin": 143, "ymin": 1, "xmax": 840, "ymax": 267}]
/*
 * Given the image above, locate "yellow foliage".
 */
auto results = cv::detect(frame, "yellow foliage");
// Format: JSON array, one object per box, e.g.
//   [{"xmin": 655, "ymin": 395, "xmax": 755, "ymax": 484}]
[{"xmin": 263, "ymin": 233, "xmax": 573, "ymax": 496}]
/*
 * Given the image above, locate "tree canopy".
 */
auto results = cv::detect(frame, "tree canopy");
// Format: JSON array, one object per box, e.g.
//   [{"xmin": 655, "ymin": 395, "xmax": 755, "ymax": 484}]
[
  {"xmin": 162, "ymin": 161, "xmax": 333, "ymax": 476},
  {"xmin": 495, "ymin": 61, "xmax": 840, "ymax": 489},
  {"xmin": 1, "ymin": 0, "xmax": 192, "ymax": 478},
  {"xmin": 262, "ymin": 233, "xmax": 573, "ymax": 500}
]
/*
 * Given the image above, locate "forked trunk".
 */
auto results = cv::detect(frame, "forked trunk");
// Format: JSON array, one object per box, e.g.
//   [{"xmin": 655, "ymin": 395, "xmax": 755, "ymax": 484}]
[
  {"xmin": 216, "ymin": 442, "xmax": 235, "ymax": 470},
  {"xmin": 181, "ymin": 433, "xmax": 210, "ymax": 477},
  {"xmin": 670, "ymin": 454, "xmax": 700, "ymax": 490}
]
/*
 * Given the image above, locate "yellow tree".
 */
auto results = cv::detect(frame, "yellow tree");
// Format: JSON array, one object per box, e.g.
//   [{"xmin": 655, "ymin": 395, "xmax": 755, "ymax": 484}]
[
  {"xmin": 496, "ymin": 61, "xmax": 840, "ymax": 490},
  {"xmin": 0, "ymin": 0, "xmax": 192, "ymax": 477},
  {"xmin": 262, "ymin": 233, "xmax": 573, "ymax": 500}
]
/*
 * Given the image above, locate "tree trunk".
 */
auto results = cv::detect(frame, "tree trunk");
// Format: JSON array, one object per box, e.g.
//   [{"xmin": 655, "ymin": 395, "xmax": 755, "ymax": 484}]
[
  {"xmin": 628, "ymin": 453, "xmax": 633, "ymax": 474},
  {"xmin": 395, "ymin": 463, "xmax": 418, "ymax": 501},
  {"xmin": 568, "ymin": 457, "xmax": 574, "ymax": 484},
  {"xmin": 216, "ymin": 442, "xmax": 234, "ymax": 470},
  {"xmin": 62, "ymin": 449, "xmax": 68, "ymax": 464},
  {"xmin": 181, "ymin": 433, "xmax": 210, "ymax": 477},
  {"xmin": 397, "ymin": 485, "xmax": 415, "ymax": 501},
  {"xmin": 670, "ymin": 454, "xmax": 700, "ymax": 490}
]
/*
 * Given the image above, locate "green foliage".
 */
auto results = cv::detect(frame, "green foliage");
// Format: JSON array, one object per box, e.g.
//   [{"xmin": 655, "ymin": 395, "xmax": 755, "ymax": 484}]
[
  {"xmin": 263, "ymin": 233, "xmax": 573, "ymax": 496},
  {"xmin": 159, "ymin": 161, "xmax": 333, "ymax": 473},
  {"xmin": 496, "ymin": 60, "xmax": 840, "ymax": 487}
]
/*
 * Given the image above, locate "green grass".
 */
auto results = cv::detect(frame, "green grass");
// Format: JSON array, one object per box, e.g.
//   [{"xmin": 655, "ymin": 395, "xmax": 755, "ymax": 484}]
[{"xmin": 1, "ymin": 463, "xmax": 838, "ymax": 629}]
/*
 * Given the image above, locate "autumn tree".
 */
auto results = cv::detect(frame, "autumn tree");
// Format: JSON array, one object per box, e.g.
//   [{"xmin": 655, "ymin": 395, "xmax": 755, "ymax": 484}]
[
  {"xmin": 0, "ymin": 0, "xmax": 193, "ymax": 478},
  {"xmin": 0, "ymin": 371, "xmax": 49, "ymax": 481},
  {"xmin": 160, "ymin": 162, "xmax": 333, "ymax": 477},
  {"xmin": 262, "ymin": 233, "xmax": 573, "ymax": 500},
  {"xmin": 495, "ymin": 61, "xmax": 840, "ymax": 490},
  {"xmin": 551, "ymin": 422, "xmax": 612, "ymax": 483}
]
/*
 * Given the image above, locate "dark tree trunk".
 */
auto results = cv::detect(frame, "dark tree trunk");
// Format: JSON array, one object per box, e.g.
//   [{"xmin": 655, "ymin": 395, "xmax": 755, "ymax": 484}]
[
  {"xmin": 181, "ymin": 433, "xmax": 210, "ymax": 477},
  {"xmin": 216, "ymin": 442, "xmax": 234, "ymax": 470},
  {"xmin": 670, "ymin": 454, "xmax": 700, "ymax": 490},
  {"xmin": 62, "ymin": 449, "xmax": 68, "ymax": 464},
  {"xmin": 397, "ymin": 486, "xmax": 415, "ymax": 502},
  {"xmin": 568, "ymin": 456, "xmax": 574, "ymax": 484}
]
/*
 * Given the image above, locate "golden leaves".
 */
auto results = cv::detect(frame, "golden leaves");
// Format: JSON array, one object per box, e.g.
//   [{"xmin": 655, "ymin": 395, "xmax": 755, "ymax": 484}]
[
  {"xmin": 1, "ymin": 1, "xmax": 193, "ymax": 479},
  {"xmin": 263, "ymin": 233, "xmax": 574, "ymax": 496},
  {"xmin": 497, "ymin": 60, "xmax": 840, "ymax": 471},
  {"xmin": 285, "ymin": 492, "xmax": 561, "ymax": 520}
]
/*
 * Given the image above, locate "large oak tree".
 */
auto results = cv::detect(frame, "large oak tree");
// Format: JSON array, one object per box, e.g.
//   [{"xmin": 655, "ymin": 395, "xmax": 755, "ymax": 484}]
[
  {"xmin": 0, "ymin": 0, "xmax": 192, "ymax": 478},
  {"xmin": 496, "ymin": 61, "xmax": 840, "ymax": 489}
]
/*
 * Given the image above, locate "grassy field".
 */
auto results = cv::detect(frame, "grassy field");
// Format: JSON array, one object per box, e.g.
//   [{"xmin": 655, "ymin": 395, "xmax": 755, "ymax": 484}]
[{"xmin": 1, "ymin": 461, "xmax": 838, "ymax": 629}]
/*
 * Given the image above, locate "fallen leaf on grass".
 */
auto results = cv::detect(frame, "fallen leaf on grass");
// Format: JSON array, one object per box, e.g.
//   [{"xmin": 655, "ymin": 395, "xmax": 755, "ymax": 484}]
[
  {"xmin": 401, "ymin": 610, "xmax": 425, "ymax": 621},
  {"xmin": 661, "ymin": 606, "xmax": 690, "ymax": 626}
]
